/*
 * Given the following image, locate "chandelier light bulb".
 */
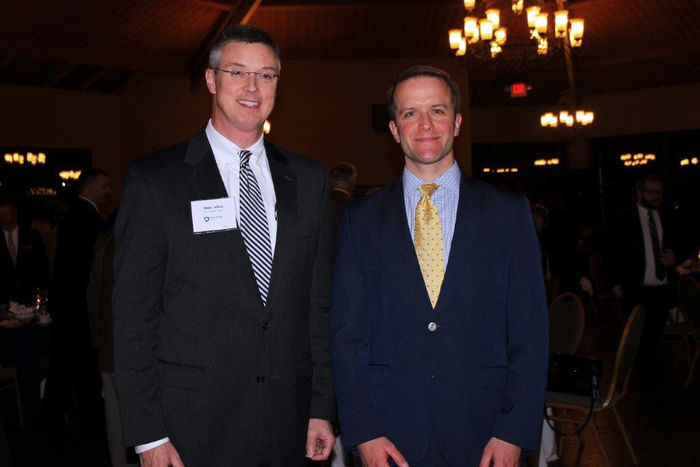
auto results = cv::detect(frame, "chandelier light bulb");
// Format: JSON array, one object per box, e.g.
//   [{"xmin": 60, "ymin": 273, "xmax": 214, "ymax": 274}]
[
  {"xmin": 526, "ymin": 6, "xmax": 541, "ymax": 29},
  {"xmin": 449, "ymin": 29, "xmax": 463, "ymax": 49},
  {"xmin": 537, "ymin": 37, "xmax": 548, "ymax": 54},
  {"xmin": 463, "ymin": 0, "xmax": 476, "ymax": 10},
  {"xmin": 479, "ymin": 19, "xmax": 494, "ymax": 41},
  {"xmin": 512, "ymin": 0, "xmax": 524, "ymax": 14},
  {"xmin": 494, "ymin": 27, "xmax": 507, "ymax": 46},
  {"xmin": 535, "ymin": 12, "xmax": 548, "ymax": 35},
  {"xmin": 569, "ymin": 18, "xmax": 584, "ymax": 46},
  {"xmin": 456, "ymin": 37, "xmax": 467, "ymax": 56},
  {"xmin": 464, "ymin": 16, "xmax": 479, "ymax": 40},
  {"xmin": 554, "ymin": 10, "xmax": 569, "ymax": 39},
  {"xmin": 486, "ymin": 9, "xmax": 500, "ymax": 29}
]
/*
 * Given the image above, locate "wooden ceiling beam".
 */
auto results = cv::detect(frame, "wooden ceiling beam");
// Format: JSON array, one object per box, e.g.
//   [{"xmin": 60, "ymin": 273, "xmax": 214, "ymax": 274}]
[
  {"xmin": 46, "ymin": 63, "xmax": 76, "ymax": 88},
  {"xmin": 80, "ymin": 68, "xmax": 111, "ymax": 91},
  {"xmin": 185, "ymin": 0, "xmax": 235, "ymax": 11},
  {"xmin": 189, "ymin": 0, "xmax": 263, "ymax": 91}
]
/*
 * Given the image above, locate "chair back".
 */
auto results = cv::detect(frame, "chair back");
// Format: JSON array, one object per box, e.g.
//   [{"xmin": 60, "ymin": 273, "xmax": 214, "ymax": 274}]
[
  {"xmin": 549, "ymin": 292, "xmax": 585, "ymax": 354},
  {"xmin": 677, "ymin": 276, "xmax": 700, "ymax": 339},
  {"xmin": 601, "ymin": 305, "xmax": 645, "ymax": 408}
]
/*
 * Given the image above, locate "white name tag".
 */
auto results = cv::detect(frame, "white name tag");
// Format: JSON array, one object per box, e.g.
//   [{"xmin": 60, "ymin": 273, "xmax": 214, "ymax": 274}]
[{"xmin": 191, "ymin": 198, "xmax": 237, "ymax": 234}]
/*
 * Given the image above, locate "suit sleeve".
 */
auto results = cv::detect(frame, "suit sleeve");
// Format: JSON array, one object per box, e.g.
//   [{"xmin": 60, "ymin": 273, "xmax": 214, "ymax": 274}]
[
  {"xmin": 307, "ymin": 165, "xmax": 336, "ymax": 421},
  {"xmin": 113, "ymin": 162, "xmax": 169, "ymax": 446},
  {"xmin": 330, "ymin": 207, "xmax": 383, "ymax": 449},
  {"xmin": 491, "ymin": 197, "xmax": 549, "ymax": 454}
]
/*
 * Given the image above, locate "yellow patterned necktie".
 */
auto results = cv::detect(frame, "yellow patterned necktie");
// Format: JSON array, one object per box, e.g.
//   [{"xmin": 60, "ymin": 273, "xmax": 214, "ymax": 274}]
[{"xmin": 414, "ymin": 183, "xmax": 445, "ymax": 308}]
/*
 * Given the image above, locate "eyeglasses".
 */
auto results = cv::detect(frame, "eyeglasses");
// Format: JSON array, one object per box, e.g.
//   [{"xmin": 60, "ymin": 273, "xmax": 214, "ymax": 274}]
[{"xmin": 212, "ymin": 68, "xmax": 279, "ymax": 84}]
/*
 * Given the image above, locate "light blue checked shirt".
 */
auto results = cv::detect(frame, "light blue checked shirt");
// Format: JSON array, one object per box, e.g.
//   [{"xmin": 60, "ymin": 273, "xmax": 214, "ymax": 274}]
[{"xmin": 403, "ymin": 162, "xmax": 461, "ymax": 269}]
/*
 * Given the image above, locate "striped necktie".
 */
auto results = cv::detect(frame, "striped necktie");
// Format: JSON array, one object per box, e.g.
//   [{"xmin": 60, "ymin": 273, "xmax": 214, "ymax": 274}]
[
  {"xmin": 239, "ymin": 149, "xmax": 273, "ymax": 305},
  {"xmin": 414, "ymin": 183, "xmax": 445, "ymax": 308}
]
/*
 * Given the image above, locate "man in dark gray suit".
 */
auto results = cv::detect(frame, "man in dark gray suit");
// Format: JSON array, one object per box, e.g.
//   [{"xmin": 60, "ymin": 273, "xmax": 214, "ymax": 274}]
[{"xmin": 114, "ymin": 25, "xmax": 335, "ymax": 467}]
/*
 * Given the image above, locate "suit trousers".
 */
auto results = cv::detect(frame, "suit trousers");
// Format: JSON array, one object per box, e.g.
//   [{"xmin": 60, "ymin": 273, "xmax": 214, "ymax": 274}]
[{"xmin": 624, "ymin": 284, "xmax": 673, "ymax": 394}]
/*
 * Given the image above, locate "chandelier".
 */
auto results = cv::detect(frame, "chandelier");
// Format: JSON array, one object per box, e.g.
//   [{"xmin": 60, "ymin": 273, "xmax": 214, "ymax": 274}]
[
  {"xmin": 539, "ymin": 89, "xmax": 593, "ymax": 128},
  {"xmin": 448, "ymin": 1, "xmax": 585, "ymax": 58}
]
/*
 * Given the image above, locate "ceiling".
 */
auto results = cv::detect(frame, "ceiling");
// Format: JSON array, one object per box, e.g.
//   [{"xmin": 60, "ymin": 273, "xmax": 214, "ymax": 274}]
[{"xmin": 1, "ymin": 0, "xmax": 699, "ymax": 106}]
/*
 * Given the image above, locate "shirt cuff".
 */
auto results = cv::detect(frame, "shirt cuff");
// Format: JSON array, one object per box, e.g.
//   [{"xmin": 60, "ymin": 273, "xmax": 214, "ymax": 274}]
[{"xmin": 135, "ymin": 437, "xmax": 170, "ymax": 454}]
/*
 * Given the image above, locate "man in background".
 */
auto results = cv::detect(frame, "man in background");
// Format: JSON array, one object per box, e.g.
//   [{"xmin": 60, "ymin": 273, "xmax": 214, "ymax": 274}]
[
  {"xmin": 0, "ymin": 200, "xmax": 49, "ymax": 304},
  {"xmin": 329, "ymin": 162, "xmax": 357, "ymax": 240},
  {"xmin": 46, "ymin": 168, "xmax": 110, "ymax": 433},
  {"xmin": 612, "ymin": 174, "xmax": 677, "ymax": 399}
]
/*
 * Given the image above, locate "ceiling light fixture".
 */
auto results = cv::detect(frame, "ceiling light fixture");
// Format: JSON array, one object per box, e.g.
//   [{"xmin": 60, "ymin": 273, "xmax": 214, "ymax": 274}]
[{"xmin": 448, "ymin": 1, "xmax": 585, "ymax": 59}]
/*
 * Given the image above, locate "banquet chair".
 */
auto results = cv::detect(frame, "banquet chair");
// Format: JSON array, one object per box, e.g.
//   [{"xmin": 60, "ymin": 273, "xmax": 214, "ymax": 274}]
[
  {"xmin": 677, "ymin": 276, "xmax": 700, "ymax": 390},
  {"xmin": 549, "ymin": 292, "xmax": 585, "ymax": 355},
  {"xmin": 546, "ymin": 305, "xmax": 645, "ymax": 466},
  {"xmin": 0, "ymin": 365, "xmax": 24, "ymax": 427}
]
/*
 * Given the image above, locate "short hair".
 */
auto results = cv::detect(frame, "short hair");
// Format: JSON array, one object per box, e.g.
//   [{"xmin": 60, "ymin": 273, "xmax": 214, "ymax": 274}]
[
  {"xmin": 0, "ymin": 198, "xmax": 18, "ymax": 209},
  {"xmin": 329, "ymin": 163, "xmax": 357, "ymax": 186},
  {"xmin": 386, "ymin": 66, "xmax": 461, "ymax": 121},
  {"xmin": 635, "ymin": 174, "xmax": 662, "ymax": 191},
  {"xmin": 208, "ymin": 25, "xmax": 281, "ymax": 69},
  {"xmin": 77, "ymin": 168, "xmax": 108, "ymax": 193}
]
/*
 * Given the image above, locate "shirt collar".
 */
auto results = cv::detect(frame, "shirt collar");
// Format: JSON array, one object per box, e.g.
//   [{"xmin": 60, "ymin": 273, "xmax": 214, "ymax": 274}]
[
  {"xmin": 206, "ymin": 119, "xmax": 265, "ymax": 166},
  {"xmin": 403, "ymin": 162, "xmax": 461, "ymax": 196},
  {"xmin": 4, "ymin": 225, "xmax": 18, "ymax": 238},
  {"xmin": 637, "ymin": 202, "xmax": 656, "ymax": 216}
]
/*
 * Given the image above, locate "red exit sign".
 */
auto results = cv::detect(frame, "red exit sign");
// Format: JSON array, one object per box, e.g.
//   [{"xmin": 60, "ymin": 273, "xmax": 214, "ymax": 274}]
[{"xmin": 507, "ymin": 82, "xmax": 530, "ymax": 98}]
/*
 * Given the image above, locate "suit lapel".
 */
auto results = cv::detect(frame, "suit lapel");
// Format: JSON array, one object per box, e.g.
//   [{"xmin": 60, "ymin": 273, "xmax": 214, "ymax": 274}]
[
  {"xmin": 184, "ymin": 128, "xmax": 262, "ymax": 308},
  {"xmin": 263, "ymin": 141, "xmax": 296, "ymax": 316},
  {"xmin": 382, "ymin": 179, "xmax": 433, "ymax": 308},
  {"xmin": 436, "ymin": 174, "xmax": 480, "ymax": 312},
  {"xmin": 184, "ymin": 129, "xmax": 229, "ymax": 201}
]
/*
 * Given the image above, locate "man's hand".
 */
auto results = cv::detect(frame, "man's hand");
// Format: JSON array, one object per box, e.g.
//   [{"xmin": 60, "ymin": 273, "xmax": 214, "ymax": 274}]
[
  {"xmin": 479, "ymin": 437, "xmax": 520, "ymax": 467},
  {"xmin": 658, "ymin": 249, "xmax": 676, "ymax": 268},
  {"xmin": 357, "ymin": 437, "xmax": 408, "ymax": 467},
  {"xmin": 139, "ymin": 441, "xmax": 185, "ymax": 467},
  {"xmin": 305, "ymin": 418, "xmax": 335, "ymax": 461}
]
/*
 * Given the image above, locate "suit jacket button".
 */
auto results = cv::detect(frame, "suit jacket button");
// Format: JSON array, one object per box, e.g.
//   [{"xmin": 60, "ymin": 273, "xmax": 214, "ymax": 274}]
[
  {"xmin": 428, "ymin": 322, "xmax": 438, "ymax": 332},
  {"xmin": 262, "ymin": 322, "xmax": 271, "ymax": 330},
  {"xmin": 256, "ymin": 376, "xmax": 265, "ymax": 383}
]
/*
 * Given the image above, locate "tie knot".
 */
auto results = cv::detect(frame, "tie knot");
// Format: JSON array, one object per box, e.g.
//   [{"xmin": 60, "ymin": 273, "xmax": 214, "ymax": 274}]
[
  {"xmin": 419, "ymin": 183, "xmax": 438, "ymax": 199},
  {"xmin": 239, "ymin": 149, "xmax": 252, "ymax": 166}
]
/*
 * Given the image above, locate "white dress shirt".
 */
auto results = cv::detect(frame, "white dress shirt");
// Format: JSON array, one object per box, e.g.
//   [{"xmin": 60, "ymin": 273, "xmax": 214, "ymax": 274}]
[
  {"xmin": 402, "ymin": 162, "xmax": 461, "ymax": 268},
  {"xmin": 135, "ymin": 123, "xmax": 278, "ymax": 455},
  {"xmin": 206, "ymin": 120, "xmax": 278, "ymax": 255},
  {"xmin": 637, "ymin": 203, "xmax": 667, "ymax": 286}
]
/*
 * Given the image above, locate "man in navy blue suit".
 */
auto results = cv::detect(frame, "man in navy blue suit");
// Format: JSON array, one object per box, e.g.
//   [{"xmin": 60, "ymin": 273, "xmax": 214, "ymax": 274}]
[{"xmin": 331, "ymin": 66, "xmax": 548, "ymax": 466}]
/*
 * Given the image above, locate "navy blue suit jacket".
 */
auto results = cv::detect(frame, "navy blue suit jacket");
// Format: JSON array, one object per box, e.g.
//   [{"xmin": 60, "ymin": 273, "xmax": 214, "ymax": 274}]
[{"xmin": 330, "ymin": 173, "xmax": 548, "ymax": 465}]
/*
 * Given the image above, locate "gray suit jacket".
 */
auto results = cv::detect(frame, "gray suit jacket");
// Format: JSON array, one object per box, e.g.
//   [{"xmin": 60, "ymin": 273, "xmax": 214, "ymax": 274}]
[{"xmin": 113, "ymin": 128, "xmax": 334, "ymax": 466}]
